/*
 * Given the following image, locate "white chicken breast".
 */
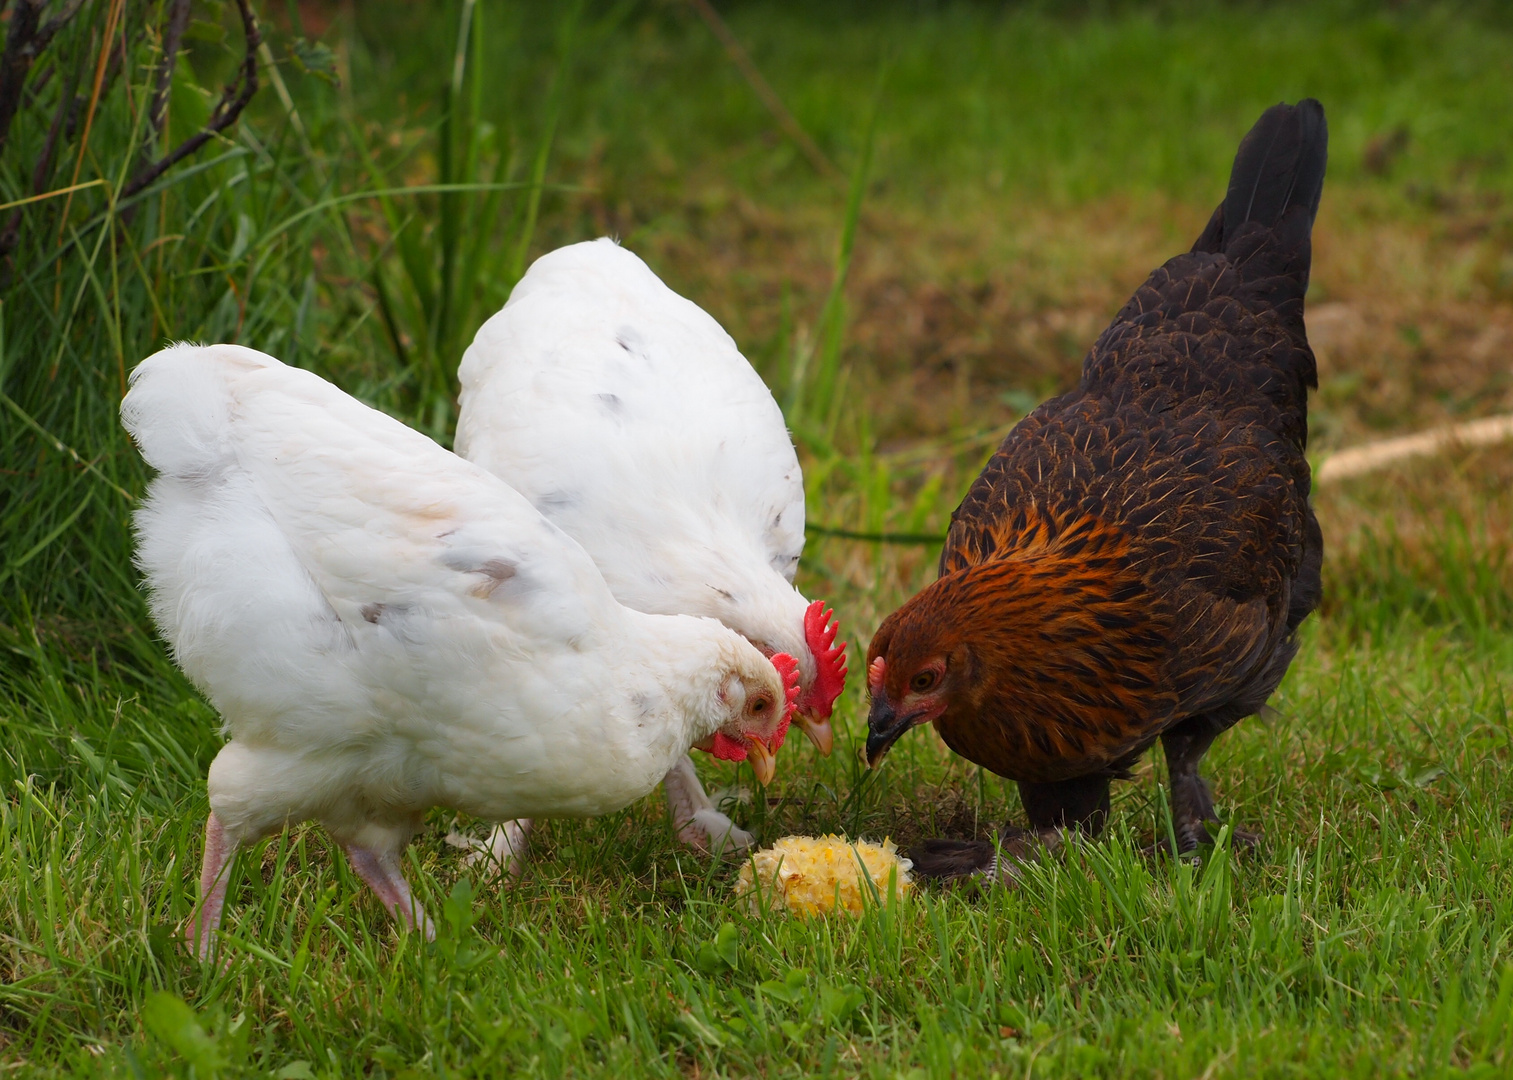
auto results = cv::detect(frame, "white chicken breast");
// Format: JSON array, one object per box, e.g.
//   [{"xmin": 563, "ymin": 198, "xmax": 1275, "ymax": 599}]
[
  {"xmin": 454, "ymin": 239, "xmax": 847, "ymax": 865},
  {"xmin": 122, "ymin": 343, "xmax": 798, "ymax": 958}
]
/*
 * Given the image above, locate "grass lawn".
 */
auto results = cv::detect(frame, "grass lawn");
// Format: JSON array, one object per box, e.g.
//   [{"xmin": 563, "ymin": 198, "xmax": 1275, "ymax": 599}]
[{"xmin": 3, "ymin": 1, "xmax": 1513, "ymax": 1075}]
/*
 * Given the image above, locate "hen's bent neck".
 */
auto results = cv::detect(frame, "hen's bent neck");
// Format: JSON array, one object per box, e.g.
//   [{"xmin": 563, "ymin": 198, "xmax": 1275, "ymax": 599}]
[
  {"xmin": 887, "ymin": 529, "xmax": 1177, "ymax": 782},
  {"xmin": 609, "ymin": 610, "xmax": 750, "ymax": 759},
  {"xmin": 602, "ymin": 526, "xmax": 815, "ymax": 686}
]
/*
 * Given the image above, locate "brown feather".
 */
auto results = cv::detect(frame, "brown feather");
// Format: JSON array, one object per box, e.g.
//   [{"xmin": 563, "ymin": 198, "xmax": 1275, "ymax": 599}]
[{"xmin": 867, "ymin": 101, "xmax": 1328, "ymax": 857}]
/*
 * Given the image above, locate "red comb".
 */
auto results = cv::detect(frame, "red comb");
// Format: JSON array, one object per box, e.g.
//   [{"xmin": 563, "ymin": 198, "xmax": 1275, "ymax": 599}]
[
  {"xmin": 707, "ymin": 652, "xmax": 800, "ymax": 763},
  {"xmin": 797, "ymin": 600, "xmax": 847, "ymax": 720},
  {"xmin": 868, "ymin": 656, "xmax": 886, "ymax": 694},
  {"xmin": 767, "ymin": 651, "xmax": 800, "ymax": 753},
  {"xmin": 772, "ymin": 652, "xmax": 802, "ymax": 720}
]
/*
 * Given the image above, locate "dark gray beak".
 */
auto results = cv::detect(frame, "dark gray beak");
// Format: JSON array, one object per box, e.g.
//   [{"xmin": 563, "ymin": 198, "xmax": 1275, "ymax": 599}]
[{"xmin": 864, "ymin": 695, "xmax": 917, "ymax": 767}]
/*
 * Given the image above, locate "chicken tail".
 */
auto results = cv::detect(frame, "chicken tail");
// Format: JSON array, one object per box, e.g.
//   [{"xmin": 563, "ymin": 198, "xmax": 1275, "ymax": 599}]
[
  {"xmin": 1191, "ymin": 99, "xmax": 1328, "ymax": 268},
  {"xmin": 120, "ymin": 342, "xmax": 276, "ymax": 477},
  {"xmin": 908, "ymin": 837, "xmax": 998, "ymax": 879}
]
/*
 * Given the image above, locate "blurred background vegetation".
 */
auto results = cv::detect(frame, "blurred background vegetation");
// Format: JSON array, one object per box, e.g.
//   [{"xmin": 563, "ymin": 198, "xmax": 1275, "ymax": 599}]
[
  {"xmin": 3, "ymin": 0, "xmax": 1513, "ymax": 635},
  {"xmin": 3, "ymin": 1, "xmax": 1513, "ymax": 1075}
]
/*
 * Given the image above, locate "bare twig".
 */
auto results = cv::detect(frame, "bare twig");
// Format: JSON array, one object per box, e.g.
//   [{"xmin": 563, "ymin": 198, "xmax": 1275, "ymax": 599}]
[
  {"xmin": 0, "ymin": 0, "xmax": 86, "ymax": 156},
  {"xmin": 685, "ymin": 0, "xmax": 840, "ymax": 182},
  {"xmin": 0, "ymin": 48, "xmax": 80, "ymax": 259},
  {"xmin": 31, "ymin": 41, "xmax": 79, "ymax": 195},
  {"xmin": 146, "ymin": 0, "xmax": 190, "ymax": 140},
  {"xmin": 122, "ymin": 0, "xmax": 261, "ymax": 200},
  {"xmin": 806, "ymin": 523, "xmax": 947, "ymax": 544},
  {"xmin": 1315, "ymin": 414, "xmax": 1513, "ymax": 484}
]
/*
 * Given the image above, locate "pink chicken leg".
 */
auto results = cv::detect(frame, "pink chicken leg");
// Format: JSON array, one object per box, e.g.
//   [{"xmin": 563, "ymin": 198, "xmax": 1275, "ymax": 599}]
[{"xmin": 185, "ymin": 814, "xmax": 434, "ymax": 961}]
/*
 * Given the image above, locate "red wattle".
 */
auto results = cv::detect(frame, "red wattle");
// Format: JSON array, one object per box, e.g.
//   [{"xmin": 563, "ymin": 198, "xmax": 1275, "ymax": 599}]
[
  {"xmin": 705, "ymin": 653, "xmax": 800, "ymax": 762},
  {"xmin": 709, "ymin": 730, "xmax": 749, "ymax": 762},
  {"xmin": 798, "ymin": 600, "xmax": 847, "ymax": 719}
]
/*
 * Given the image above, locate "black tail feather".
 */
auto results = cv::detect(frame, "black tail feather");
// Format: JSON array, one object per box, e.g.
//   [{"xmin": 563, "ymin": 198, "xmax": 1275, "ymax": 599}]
[
  {"xmin": 1193, "ymin": 99, "xmax": 1328, "ymax": 255},
  {"xmin": 909, "ymin": 838, "xmax": 997, "ymax": 879}
]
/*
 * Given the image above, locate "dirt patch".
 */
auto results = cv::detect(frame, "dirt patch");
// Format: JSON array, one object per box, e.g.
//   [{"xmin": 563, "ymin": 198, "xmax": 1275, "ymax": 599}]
[{"xmin": 592, "ymin": 178, "xmax": 1513, "ymax": 454}]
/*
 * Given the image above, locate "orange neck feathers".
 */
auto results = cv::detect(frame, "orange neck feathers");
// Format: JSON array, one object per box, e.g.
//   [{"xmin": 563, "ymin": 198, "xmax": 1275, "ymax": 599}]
[{"xmin": 870, "ymin": 512, "xmax": 1178, "ymax": 781}]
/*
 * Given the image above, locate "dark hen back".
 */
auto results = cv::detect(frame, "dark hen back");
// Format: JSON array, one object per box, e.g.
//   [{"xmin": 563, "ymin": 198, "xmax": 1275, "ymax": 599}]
[
  {"xmin": 928, "ymin": 101, "xmax": 1327, "ymax": 783},
  {"xmin": 1081, "ymin": 99, "xmax": 1326, "ymax": 466}
]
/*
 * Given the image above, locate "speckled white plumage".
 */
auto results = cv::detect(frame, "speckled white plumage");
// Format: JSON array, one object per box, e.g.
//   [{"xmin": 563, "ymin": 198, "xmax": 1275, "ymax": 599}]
[
  {"xmin": 455, "ymin": 239, "xmax": 846, "ymax": 860},
  {"xmin": 457, "ymin": 239, "xmax": 811, "ymax": 667},
  {"xmin": 123, "ymin": 342, "xmax": 787, "ymax": 954}
]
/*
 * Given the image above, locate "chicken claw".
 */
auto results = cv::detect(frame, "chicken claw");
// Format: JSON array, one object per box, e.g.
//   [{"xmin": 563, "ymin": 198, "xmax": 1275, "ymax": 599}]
[{"xmin": 446, "ymin": 819, "xmax": 533, "ymax": 881}]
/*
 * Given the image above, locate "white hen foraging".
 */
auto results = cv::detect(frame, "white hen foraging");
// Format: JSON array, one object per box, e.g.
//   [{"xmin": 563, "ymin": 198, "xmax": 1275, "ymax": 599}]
[
  {"xmin": 122, "ymin": 343, "xmax": 799, "ymax": 959},
  {"xmin": 455, "ymin": 239, "xmax": 847, "ymax": 867}
]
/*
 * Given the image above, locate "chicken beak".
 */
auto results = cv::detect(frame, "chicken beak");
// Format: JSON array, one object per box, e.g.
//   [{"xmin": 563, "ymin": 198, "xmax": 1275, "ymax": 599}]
[
  {"xmin": 794, "ymin": 713, "xmax": 834, "ymax": 756},
  {"xmin": 746, "ymin": 735, "xmax": 776, "ymax": 786},
  {"xmin": 864, "ymin": 696, "xmax": 912, "ymax": 767}
]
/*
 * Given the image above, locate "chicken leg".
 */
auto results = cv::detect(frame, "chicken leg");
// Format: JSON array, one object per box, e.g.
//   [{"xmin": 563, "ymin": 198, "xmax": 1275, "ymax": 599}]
[
  {"xmin": 1160, "ymin": 715, "xmax": 1258, "ymax": 853},
  {"xmin": 342, "ymin": 842, "xmax": 435, "ymax": 939},
  {"xmin": 660, "ymin": 754, "xmax": 754, "ymax": 855},
  {"xmin": 1017, "ymin": 775, "xmax": 1112, "ymax": 837},
  {"xmin": 452, "ymin": 753, "xmax": 752, "ymax": 881},
  {"xmin": 910, "ymin": 773, "xmax": 1117, "ymax": 884},
  {"xmin": 186, "ymin": 813, "xmax": 236, "ymax": 961}
]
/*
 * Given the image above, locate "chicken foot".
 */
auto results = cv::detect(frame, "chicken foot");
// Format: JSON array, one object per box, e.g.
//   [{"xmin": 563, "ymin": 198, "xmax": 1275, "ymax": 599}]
[
  {"xmin": 661, "ymin": 754, "xmax": 754, "ymax": 856},
  {"xmin": 1161, "ymin": 716, "xmax": 1259, "ymax": 853},
  {"xmin": 451, "ymin": 756, "xmax": 751, "ymax": 879},
  {"xmin": 908, "ymin": 827, "xmax": 1050, "ymax": 886},
  {"xmin": 910, "ymin": 773, "xmax": 1113, "ymax": 884},
  {"xmin": 342, "ymin": 842, "xmax": 435, "ymax": 939},
  {"xmin": 448, "ymin": 818, "xmax": 533, "ymax": 880},
  {"xmin": 985, "ymin": 775, "xmax": 1114, "ymax": 882}
]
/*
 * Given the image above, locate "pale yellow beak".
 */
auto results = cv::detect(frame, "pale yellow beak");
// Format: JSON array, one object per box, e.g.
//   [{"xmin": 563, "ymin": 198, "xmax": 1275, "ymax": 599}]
[
  {"xmin": 795, "ymin": 714, "xmax": 834, "ymax": 756},
  {"xmin": 746, "ymin": 736, "xmax": 776, "ymax": 786}
]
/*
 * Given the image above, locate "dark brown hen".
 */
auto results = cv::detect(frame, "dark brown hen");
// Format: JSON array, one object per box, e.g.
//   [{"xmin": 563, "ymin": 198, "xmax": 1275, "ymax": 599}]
[{"xmin": 865, "ymin": 100, "xmax": 1327, "ymax": 875}]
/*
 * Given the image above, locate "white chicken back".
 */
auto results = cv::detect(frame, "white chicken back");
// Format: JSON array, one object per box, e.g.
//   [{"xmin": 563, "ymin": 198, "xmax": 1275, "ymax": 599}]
[{"xmin": 457, "ymin": 238, "xmax": 807, "ymax": 617}]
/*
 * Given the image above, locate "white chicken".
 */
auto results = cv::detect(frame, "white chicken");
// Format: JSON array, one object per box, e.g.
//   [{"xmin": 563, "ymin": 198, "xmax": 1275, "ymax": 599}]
[
  {"xmin": 122, "ymin": 343, "xmax": 799, "ymax": 959},
  {"xmin": 454, "ymin": 239, "xmax": 847, "ymax": 869}
]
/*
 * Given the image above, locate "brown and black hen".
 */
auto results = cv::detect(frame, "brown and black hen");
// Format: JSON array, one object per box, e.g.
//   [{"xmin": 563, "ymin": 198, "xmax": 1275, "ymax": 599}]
[{"xmin": 864, "ymin": 100, "xmax": 1327, "ymax": 878}]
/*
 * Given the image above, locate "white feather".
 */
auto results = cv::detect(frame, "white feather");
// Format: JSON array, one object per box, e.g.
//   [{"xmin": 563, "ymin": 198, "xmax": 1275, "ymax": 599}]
[
  {"xmin": 456, "ymin": 238, "xmax": 814, "ymax": 676},
  {"xmin": 123, "ymin": 343, "xmax": 782, "ymax": 849}
]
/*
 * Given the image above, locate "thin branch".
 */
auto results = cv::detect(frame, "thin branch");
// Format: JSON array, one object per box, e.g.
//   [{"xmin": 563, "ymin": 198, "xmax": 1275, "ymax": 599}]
[
  {"xmin": 0, "ymin": 0, "xmax": 84, "ymax": 155},
  {"xmin": 28, "ymin": 25, "xmax": 78, "ymax": 195},
  {"xmin": 146, "ymin": 0, "xmax": 190, "ymax": 140},
  {"xmin": 0, "ymin": 56, "xmax": 81, "ymax": 260},
  {"xmin": 685, "ymin": 0, "xmax": 840, "ymax": 182},
  {"xmin": 122, "ymin": 0, "xmax": 261, "ymax": 200},
  {"xmin": 805, "ymin": 523, "xmax": 947, "ymax": 545},
  {"xmin": 57, "ymin": 0, "xmax": 126, "ymax": 239},
  {"xmin": 1315, "ymin": 414, "xmax": 1513, "ymax": 484}
]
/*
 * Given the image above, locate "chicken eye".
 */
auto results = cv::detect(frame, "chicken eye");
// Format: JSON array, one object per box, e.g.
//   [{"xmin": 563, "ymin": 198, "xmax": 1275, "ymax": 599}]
[
  {"xmin": 748, "ymin": 694, "xmax": 771, "ymax": 716},
  {"xmin": 911, "ymin": 670, "xmax": 937, "ymax": 693}
]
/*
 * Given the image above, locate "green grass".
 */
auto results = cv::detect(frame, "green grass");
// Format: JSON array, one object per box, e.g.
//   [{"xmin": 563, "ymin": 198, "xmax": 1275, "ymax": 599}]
[{"xmin": 3, "ymin": 0, "xmax": 1513, "ymax": 1075}]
